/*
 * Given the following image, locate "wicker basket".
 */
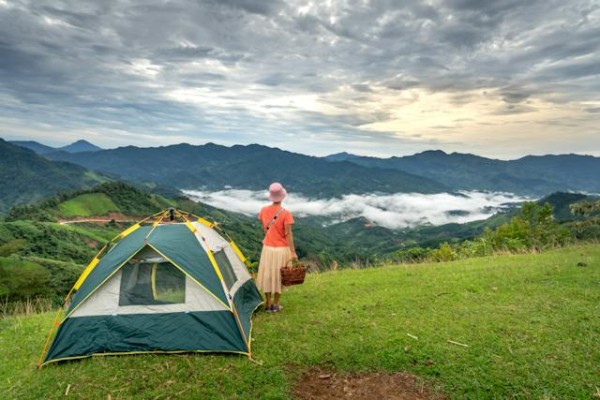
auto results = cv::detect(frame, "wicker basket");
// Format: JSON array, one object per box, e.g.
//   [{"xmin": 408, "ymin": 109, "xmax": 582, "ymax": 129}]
[{"xmin": 280, "ymin": 260, "xmax": 307, "ymax": 286}]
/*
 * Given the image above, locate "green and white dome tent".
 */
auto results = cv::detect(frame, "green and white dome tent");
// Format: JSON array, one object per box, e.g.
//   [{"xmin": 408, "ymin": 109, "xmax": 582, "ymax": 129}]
[{"xmin": 38, "ymin": 209, "xmax": 263, "ymax": 367}]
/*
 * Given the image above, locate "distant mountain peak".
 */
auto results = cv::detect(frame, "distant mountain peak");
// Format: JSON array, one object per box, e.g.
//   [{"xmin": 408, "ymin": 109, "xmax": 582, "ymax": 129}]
[
  {"xmin": 59, "ymin": 140, "xmax": 102, "ymax": 153},
  {"xmin": 418, "ymin": 150, "xmax": 448, "ymax": 156},
  {"xmin": 71, "ymin": 139, "xmax": 94, "ymax": 146},
  {"xmin": 324, "ymin": 152, "xmax": 360, "ymax": 162}
]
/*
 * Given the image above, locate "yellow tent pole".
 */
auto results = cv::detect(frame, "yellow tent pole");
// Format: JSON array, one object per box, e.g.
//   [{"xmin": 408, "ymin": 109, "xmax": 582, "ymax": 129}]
[
  {"xmin": 151, "ymin": 263, "xmax": 159, "ymax": 300},
  {"xmin": 228, "ymin": 239, "xmax": 252, "ymax": 268},
  {"xmin": 177, "ymin": 209, "xmax": 253, "ymax": 270},
  {"xmin": 37, "ymin": 306, "xmax": 65, "ymax": 368},
  {"xmin": 178, "ymin": 209, "xmax": 218, "ymax": 230},
  {"xmin": 72, "ymin": 246, "xmax": 105, "ymax": 290},
  {"xmin": 204, "ymin": 247, "xmax": 252, "ymax": 353},
  {"xmin": 174, "ymin": 209, "xmax": 214, "ymax": 228},
  {"xmin": 144, "ymin": 210, "xmax": 169, "ymax": 240},
  {"xmin": 37, "ymin": 284, "xmax": 76, "ymax": 368},
  {"xmin": 71, "ymin": 209, "xmax": 162, "ymax": 291},
  {"xmin": 196, "ymin": 211, "xmax": 253, "ymax": 352},
  {"xmin": 111, "ymin": 210, "xmax": 165, "ymax": 242},
  {"xmin": 230, "ymin": 298, "xmax": 252, "ymax": 356},
  {"xmin": 180, "ymin": 213, "xmax": 253, "ymax": 354}
]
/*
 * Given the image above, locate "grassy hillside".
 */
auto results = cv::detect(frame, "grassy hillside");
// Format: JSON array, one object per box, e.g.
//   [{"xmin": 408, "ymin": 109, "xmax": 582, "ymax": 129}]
[
  {"xmin": 0, "ymin": 221, "xmax": 122, "ymax": 302},
  {"xmin": 0, "ymin": 221, "xmax": 119, "ymax": 264},
  {"xmin": 0, "ymin": 139, "xmax": 108, "ymax": 214},
  {"xmin": 6, "ymin": 182, "xmax": 180, "ymax": 222},
  {"xmin": 0, "ymin": 183, "xmax": 263, "ymax": 302},
  {"xmin": 57, "ymin": 193, "xmax": 118, "ymax": 217},
  {"xmin": 2, "ymin": 182, "xmax": 414, "ymax": 269},
  {"xmin": 1, "ymin": 244, "xmax": 598, "ymax": 399}
]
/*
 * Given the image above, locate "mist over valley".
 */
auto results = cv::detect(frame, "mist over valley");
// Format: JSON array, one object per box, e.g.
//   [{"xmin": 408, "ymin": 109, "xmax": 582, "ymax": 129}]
[{"xmin": 184, "ymin": 189, "xmax": 528, "ymax": 230}]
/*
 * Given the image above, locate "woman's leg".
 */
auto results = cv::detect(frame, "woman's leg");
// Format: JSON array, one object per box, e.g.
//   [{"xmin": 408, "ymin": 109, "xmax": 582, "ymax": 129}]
[
  {"xmin": 273, "ymin": 292, "xmax": 281, "ymax": 306},
  {"xmin": 265, "ymin": 292, "xmax": 272, "ymax": 309}
]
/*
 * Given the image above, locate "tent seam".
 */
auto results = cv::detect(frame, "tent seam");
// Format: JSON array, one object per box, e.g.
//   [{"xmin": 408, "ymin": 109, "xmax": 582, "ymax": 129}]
[
  {"xmin": 189, "ymin": 222, "xmax": 251, "ymax": 354},
  {"xmin": 146, "ymin": 243, "xmax": 232, "ymax": 311},
  {"xmin": 63, "ymin": 245, "xmax": 146, "ymax": 321},
  {"xmin": 41, "ymin": 349, "xmax": 250, "ymax": 367}
]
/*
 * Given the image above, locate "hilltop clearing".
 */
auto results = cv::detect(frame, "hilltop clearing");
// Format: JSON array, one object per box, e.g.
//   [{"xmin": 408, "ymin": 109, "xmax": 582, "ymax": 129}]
[{"xmin": 1, "ymin": 244, "xmax": 599, "ymax": 398}]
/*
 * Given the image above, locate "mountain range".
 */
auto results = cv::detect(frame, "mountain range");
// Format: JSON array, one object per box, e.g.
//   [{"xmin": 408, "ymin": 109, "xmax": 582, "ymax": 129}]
[
  {"xmin": 4, "ymin": 138, "xmax": 600, "ymax": 214},
  {"xmin": 325, "ymin": 150, "xmax": 600, "ymax": 195},
  {"xmin": 0, "ymin": 139, "xmax": 107, "ymax": 213},
  {"xmin": 10, "ymin": 139, "xmax": 102, "ymax": 154},
  {"xmin": 46, "ymin": 142, "xmax": 600, "ymax": 196},
  {"xmin": 44, "ymin": 143, "xmax": 447, "ymax": 196}
]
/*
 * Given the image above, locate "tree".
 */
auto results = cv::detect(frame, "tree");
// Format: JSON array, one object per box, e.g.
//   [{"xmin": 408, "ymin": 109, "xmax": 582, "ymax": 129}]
[{"xmin": 569, "ymin": 200, "xmax": 600, "ymax": 240}]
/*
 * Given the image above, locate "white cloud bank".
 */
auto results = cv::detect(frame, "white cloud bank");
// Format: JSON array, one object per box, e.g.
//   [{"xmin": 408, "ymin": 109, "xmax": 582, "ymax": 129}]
[{"xmin": 183, "ymin": 190, "xmax": 529, "ymax": 230}]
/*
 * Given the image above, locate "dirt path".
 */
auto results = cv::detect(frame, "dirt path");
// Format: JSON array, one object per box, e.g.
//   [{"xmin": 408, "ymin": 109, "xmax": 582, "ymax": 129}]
[
  {"xmin": 291, "ymin": 368, "xmax": 447, "ymax": 400},
  {"xmin": 59, "ymin": 219, "xmax": 132, "ymax": 225},
  {"xmin": 58, "ymin": 212, "xmax": 137, "ymax": 225}
]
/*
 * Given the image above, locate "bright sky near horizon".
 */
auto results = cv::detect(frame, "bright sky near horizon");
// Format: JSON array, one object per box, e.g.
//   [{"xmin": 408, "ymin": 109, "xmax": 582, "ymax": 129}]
[{"xmin": 0, "ymin": 0, "xmax": 599, "ymax": 159}]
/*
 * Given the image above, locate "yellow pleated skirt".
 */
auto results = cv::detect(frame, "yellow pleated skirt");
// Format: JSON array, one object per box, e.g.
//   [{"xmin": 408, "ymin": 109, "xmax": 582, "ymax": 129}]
[{"xmin": 256, "ymin": 245, "xmax": 291, "ymax": 294}]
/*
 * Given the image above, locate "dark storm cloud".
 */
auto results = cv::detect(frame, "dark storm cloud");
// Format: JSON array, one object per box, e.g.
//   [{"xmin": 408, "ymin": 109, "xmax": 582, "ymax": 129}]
[
  {"xmin": 500, "ymin": 87, "xmax": 533, "ymax": 104},
  {"xmin": 0, "ymin": 0, "xmax": 598, "ymax": 156},
  {"xmin": 383, "ymin": 76, "xmax": 421, "ymax": 91},
  {"xmin": 493, "ymin": 104, "xmax": 538, "ymax": 116},
  {"xmin": 210, "ymin": 0, "xmax": 284, "ymax": 16},
  {"xmin": 351, "ymin": 84, "xmax": 373, "ymax": 93}
]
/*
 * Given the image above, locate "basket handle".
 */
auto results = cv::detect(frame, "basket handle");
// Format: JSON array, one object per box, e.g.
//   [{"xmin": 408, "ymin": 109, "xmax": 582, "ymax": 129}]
[{"xmin": 286, "ymin": 259, "xmax": 301, "ymax": 267}]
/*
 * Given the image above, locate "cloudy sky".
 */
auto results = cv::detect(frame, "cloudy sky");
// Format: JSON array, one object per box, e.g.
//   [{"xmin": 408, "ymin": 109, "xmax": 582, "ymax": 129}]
[{"xmin": 0, "ymin": 0, "xmax": 598, "ymax": 159}]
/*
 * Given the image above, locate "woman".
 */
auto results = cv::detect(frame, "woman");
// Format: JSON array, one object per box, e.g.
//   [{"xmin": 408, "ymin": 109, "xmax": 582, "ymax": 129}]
[{"xmin": 256, "ymin": 182, "xmax": 297, "ymax": 313}]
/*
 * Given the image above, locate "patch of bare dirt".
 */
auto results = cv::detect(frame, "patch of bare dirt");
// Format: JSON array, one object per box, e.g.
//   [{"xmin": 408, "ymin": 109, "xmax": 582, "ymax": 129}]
[
  {"xmin": 59, "ymin": 212, "xmax": 138, "ymax": 225},
  {"xmin": 291, "ymin": 368, "xmax": 447, "ymax": 400},
  {"xmin": 105, "ymin": 212, "xmax": 132, "ymax": 220},
  {"xmin": 83, "ymin": 238, "xmax": 100, "ymax": 248}
]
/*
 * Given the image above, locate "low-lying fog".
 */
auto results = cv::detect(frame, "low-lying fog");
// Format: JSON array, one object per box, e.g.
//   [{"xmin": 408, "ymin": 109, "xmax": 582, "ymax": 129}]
[{"xmin": 183, "ymin": 190, "xmax": 529, "ymax": 230}]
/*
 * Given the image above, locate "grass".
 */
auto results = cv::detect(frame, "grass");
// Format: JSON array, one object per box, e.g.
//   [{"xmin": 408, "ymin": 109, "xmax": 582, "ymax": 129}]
[
  {"xmin": 1, "ymin": 244, "xmax": 599, "ymax": 399},
  {"xmin": 58, "ymin": 194, "xmax": 118, "ymax": 218},
  {"xmin": 0, "ymin": 297, "xmax": 54, "ymax": 316},
  {"xmin": 61, "ymin": 223, "xmax": 122, "ymax": 244}
]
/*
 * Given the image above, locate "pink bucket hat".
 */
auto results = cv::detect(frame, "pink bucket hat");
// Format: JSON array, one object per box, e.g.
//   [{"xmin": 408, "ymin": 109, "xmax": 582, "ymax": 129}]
[{"xmin": 268, "ymin": 182, "xmax": 287, "ymax": 202}]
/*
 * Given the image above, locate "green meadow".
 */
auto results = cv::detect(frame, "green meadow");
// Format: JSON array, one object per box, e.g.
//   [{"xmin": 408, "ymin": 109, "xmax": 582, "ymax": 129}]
[
  {"xmin": 57, "ymin": 194, "xmax": 119, "ymax": 218},
  {"xmin": 1, "ymin": 244, "xmax": 599, "ymax": 399}
]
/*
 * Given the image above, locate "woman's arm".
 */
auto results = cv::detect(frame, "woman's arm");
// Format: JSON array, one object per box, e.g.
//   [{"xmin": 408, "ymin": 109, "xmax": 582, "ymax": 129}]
[{"xmin": 285, "ymin": 223, "xmax": 298, "ymax": 260}]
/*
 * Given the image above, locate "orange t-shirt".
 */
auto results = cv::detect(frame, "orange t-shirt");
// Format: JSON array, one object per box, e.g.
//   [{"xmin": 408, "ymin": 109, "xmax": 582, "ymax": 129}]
[{"xmin": 258, "ymin": 205, "xmax": 295, "ymax": 247}]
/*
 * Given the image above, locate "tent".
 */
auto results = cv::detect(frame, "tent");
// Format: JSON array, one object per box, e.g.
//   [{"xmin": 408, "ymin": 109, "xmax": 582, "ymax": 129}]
[{"xmin": 38, "ymin": 209, "xmax": 262, "ymax": 366}]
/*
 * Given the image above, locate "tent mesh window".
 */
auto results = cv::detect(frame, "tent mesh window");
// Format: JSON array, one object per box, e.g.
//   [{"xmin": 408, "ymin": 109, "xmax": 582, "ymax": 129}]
[
  {"xmin": 119, "ymin": 261, "xmax": 186, "ymax": 306},
  {"xmin": 213, "ymin": 250, "xmax": 237, "ymax": 289}
]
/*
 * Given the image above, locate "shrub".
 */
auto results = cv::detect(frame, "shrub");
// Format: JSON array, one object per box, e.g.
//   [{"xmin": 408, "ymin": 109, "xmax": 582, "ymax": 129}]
[
  {"xmin": 430, "ymin": 242, "xmax": 457, "ymax": 262},
  {"xmin": 0, "ymin": 239, "xmax": 26, "ymax": 257},
  {"xmin": 0, "ymin": 257, "xmax": 50, "ymax": 300},
  {"xmin": 392, "ymin": 246, "xmax": 431, "ymax": 263}
]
